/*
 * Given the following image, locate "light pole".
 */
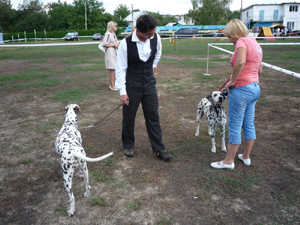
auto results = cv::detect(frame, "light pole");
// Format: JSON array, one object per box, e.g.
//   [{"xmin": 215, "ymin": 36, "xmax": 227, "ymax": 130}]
[
  {"xmin": 240, "ymin": 0, "xmax": 243, "ymax": 21},
  {"xmin": 132, "ymin": 4, "xmax": 133, "ymax": 28},
  {"xmin": 85, "ymin": 0, "xmax": 87, "ymax": 30}
]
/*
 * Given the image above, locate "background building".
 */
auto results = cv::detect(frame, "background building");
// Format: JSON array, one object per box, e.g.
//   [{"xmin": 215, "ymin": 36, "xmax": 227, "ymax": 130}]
[
  {"xmin": 124, "ymin": 11, "xmax": 147, "ymax": 28},
  {"xmin": 241, "ymin": 2, "xmax": 300, "ymax": 30}
]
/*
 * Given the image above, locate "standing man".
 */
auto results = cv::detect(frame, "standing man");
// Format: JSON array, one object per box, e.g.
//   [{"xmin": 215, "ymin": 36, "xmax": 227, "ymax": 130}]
[{"xmin": 115, "ymin": 14, "xmax": 173, "ymax": 161}]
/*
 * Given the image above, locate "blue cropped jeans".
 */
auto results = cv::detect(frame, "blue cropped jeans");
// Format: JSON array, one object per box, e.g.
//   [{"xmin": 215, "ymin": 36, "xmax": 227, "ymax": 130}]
[{"xmin": 228, "ymin": 82, "xmax": 260, "ymax": 145}]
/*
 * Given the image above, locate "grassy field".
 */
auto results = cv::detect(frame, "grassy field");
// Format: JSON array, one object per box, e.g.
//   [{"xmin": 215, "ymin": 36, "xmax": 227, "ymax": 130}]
[{"xmin": 0, "ymin": 38, "xmax": 300, "ymax": 224}]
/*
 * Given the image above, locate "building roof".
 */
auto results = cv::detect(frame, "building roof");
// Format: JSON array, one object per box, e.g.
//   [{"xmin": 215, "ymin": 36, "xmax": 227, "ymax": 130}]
[
  {"xmin": 124, "ymin": 11, "xmax": 147, "ymax": 22},
  {"xmin": 243, "ymin": 2, "xmax": 300, "ymax": 11},
  {"xmin": 178, "ymin": 18, "xmax": 194, "ymax": 25}
]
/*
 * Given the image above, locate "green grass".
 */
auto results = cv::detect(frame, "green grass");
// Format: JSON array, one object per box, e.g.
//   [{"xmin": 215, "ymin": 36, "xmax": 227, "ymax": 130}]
[
  {"xmin": 29, "ymin": 60, "xmax": 47, "ymax": 63},
  {"xmin": 0, "ymin": 45, "xmax": 101, "ymax": 60},
  {"xmin": 61, "ymin": 59, "xmax": 103, "ymax": 64},
  {"xmin": 54, "ymin": 204, "xmax": 68, "ymax": 216},
  {"xmin": 177, "ymin": 58, "xmax": 216, "ymax": 68},
  {"xmin": 90, "ymin": 197, "xmax": 107, "ymax": 207},
  {"xmin": 52, "ymin": 87, "xmax": 99, "ymax": 103},
  {"xmin": 0, "ymin": 72, "xmax": 51, "ymax": 85},
  {"xmin": 155, "ymin": 217, "xmax": 175, "ymax": 225},
  {"xmin": 126, "ymin": 199, "xmax": 142, "ymax": 211},
  {"xmin": 18, "ymin": 158, "xmax": 33, "ymax": 165},
  {"xmin": 63, "ymin": 64, "xmax": 105, "ymax": 72}
]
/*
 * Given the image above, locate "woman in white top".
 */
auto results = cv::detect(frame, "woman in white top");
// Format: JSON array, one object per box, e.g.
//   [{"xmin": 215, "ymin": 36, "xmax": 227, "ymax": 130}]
[{"xmin": 102, "ymin": 21, "xmax": 119, "ymax": 91}]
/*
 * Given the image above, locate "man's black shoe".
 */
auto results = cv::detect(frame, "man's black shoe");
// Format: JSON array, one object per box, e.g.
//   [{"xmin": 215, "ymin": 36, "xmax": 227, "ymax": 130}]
[
  {"xmin": 156, "ymin": 150, "xmax": 173, "ymax": 161},
  {"xmin": 124, "ymin": 148, "xmax": 134, "ymax": 157}
]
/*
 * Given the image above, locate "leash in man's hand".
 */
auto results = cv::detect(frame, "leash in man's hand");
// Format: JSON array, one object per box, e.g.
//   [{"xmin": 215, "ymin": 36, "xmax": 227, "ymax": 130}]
[
  {"xmin": 79, "ymin": 104, "xmax": 122, "ymax": 130},
  {"xmin": 80, "ymin": 78, "xmax": 229, "ymax": 130}
]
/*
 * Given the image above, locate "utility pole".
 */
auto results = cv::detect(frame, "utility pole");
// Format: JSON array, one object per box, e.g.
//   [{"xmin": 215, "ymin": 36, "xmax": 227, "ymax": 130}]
[
  {"xmin": 85, "ymin": 0, "xmax": 87, "ymax": 30},
  {"xmin": 132, "ymin": 4, "xmax": 134, "ymax": 27},
  {"xmin": 240, "ymin": 0, "xmax": 243, "ymax": 21}
]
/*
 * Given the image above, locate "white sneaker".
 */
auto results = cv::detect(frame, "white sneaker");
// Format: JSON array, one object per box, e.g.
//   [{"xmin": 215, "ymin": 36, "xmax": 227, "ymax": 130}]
[
  {"xmin": 238, "ymin": 154, "xmax": 251, "ymax": 166},
  {"xmin": 211, "ymin": 161, "xmax": 235, "ymax": 170}
]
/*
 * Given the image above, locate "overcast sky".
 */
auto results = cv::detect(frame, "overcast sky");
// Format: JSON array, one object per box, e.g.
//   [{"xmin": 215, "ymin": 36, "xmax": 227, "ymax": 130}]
[{"xmin": 11, "ymin": 0, "xmax": 300, "ymax": 15}]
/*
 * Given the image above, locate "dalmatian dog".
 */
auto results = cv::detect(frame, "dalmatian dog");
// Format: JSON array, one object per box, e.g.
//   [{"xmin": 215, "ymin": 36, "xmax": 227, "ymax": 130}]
[
  {"xmin": 195, "ymin": 90, "xmax": 228, "ymax": 153},
  {"xmin": 55, "ymin": 104, "xmax": 113, "ymax": 216}
]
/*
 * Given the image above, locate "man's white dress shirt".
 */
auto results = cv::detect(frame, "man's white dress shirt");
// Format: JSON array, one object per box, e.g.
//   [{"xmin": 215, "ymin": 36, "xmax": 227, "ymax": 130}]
[{"xmin": 115, "ymin": 30, "xmax": 162, "ymax": 96}]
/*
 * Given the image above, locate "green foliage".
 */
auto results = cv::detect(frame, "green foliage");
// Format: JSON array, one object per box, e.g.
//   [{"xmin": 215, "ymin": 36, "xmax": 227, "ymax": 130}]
[
  {"xmin": 228, "ymin": 10, "xmax": 241, "ymax": 20},
  {"xmin": 0, "ymin": 0, "xmax": 122, "ymax": 33},
  {"xmin": 71, "ymin": 0, "xmax": 108, "ymax": 30},
  {"xmin": 47, "ymin": 1, "xmax": 77, "ymax": 31},
  {"xmin": 113, "ymin": 4, "xmax": 130, "ymax": 27},
  {"xmin": 15, "ymin": 0, "xmax": 48, "ymax": 31},
  {"xmin": 0, "ymin": 0, "xmax": 16, "ymax": 31},
  {"xmin": 147, "ymin": 11, "xmax": 178, "ymax": 26},
  {"xmin": 186, "ymin": 0, "xmax": 232, "ymax": 25}
]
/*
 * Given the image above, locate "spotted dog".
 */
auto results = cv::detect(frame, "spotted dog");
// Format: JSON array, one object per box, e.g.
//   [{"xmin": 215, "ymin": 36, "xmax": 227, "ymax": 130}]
[
  {"xmin": 195, "ymin": 91, "xmax": 228, "ymax": 153},
  {"xmin": 55, "ymin": 104, "xmax": 113, "ymax": 216}
]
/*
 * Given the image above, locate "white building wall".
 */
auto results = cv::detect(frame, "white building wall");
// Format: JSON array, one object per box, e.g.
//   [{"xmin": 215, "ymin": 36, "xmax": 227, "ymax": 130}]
[
  {"xmin": 242, "ymin": 3, "xmax": 300, "ymax": 30},
  {"xmin": 283, "ymin": 4, "xmax": 300, "ymax": 30},
  {"xmin": 250, "ymin": 5, "xmax": 282, "ymax": 21}
]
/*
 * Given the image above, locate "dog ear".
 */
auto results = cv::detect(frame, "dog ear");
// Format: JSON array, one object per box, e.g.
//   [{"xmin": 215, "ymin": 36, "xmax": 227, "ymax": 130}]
[
  {"xmin": 207, "ymin": 94, "xmax": 212, "ymax": 102},
  {"xmin": 74, "ymin": 106, "xmax": 80, "ymax": 117},
  {"xmin": 65, "ymin": 106, "xmax": 69, "ymax": 114}
]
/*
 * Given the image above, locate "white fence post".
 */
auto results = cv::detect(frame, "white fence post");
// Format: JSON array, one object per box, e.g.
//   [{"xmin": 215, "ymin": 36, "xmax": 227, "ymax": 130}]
[
  {"xmin": 44, "ymin": 29, "xmax": 47, "ymax": 41},
  {"xmin": 204, "ymin": 44, "xmax": 211, "ymax": 76}
]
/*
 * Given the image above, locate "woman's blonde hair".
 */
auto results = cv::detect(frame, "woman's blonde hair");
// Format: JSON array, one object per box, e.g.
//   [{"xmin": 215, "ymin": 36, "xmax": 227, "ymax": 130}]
[
  {"xmin": 224, "ymin": 19, "xmax": 249, "ymax": 39},
  {"xmin": 107, "ymin": 21, "xmax": 116, "ymax": 33}
]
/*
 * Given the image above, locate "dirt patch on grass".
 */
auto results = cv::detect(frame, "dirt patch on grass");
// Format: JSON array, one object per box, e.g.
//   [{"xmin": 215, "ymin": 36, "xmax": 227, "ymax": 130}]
[{"xmin": 1, "ymin": 50, "xmax": 300, "ymax": 225}]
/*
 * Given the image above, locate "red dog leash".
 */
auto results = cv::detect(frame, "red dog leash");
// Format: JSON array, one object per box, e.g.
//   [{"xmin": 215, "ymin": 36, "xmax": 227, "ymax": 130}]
[{"xmin": 218, "ymin": 78, "xmax": 230, "ymax": 91}]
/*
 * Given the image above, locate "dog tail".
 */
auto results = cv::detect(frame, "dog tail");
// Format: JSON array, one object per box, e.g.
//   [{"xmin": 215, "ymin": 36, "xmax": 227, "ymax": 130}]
[{"xmin": 72, "ymin": 152, "xmax": 113, "ymax": 162}]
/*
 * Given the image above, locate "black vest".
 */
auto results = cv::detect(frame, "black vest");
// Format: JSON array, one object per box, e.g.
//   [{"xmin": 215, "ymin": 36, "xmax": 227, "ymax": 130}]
[{"xmin": 125, "ymin": 33, "xmax": 157, "ymax": 82}]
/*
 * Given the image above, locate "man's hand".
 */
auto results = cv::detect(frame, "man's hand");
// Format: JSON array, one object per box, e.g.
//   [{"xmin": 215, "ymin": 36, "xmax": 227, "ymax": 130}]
[{"xmin": 120, "ymin": 94, "xmax": 129, "ymax": 105}]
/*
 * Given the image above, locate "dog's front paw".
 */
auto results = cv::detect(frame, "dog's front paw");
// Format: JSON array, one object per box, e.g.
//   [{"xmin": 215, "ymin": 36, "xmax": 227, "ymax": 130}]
[
  {"xmin": 222, "ymin": 148, "xmax": 227, "ymax": 152},
  {"xmin": 67, "ymin": 209, "xmax": 74, "ymax": 217},
  {"xmin": 195, "ymin": 132, "xmax": 199, "ymax": 136},
  {"xmin": 211, "ymin": 148, "xmax": 216, "ymax": 153}
]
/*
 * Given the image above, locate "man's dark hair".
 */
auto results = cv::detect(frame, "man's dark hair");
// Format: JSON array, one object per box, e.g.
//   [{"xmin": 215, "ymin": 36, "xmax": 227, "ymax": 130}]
[{"xmin": 136, "ymin": 14, "xmax": 158, "ymax": 33}]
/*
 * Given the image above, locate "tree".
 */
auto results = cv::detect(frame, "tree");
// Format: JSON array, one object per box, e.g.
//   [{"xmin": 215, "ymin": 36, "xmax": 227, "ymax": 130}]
[
  {"xmin": 15, "ymin": 0, "xmax": 49, "ymax": 31},
  {"xmin": 72, "ymin": 0, "xmax": 107, "ymax": 30},
  {"xmin": 47, "ymin": 1, "xmax": 74, "ymax": 31},
  {"xmin": 47, "ymin": 0, "xmax": 108, "ymax": 31},
  {"xmin": 186, "ymin": 0, "xmax": 232, "ymax": 25},
  {"xmin": 0, "ymin": 0, "xmax": 16, "ymax": 31},
  {"xmin": 146, "ymin": 11, "xmax": 177, "ymax": 26},
  {"xmin": 113, "ymin": 4, "xmax": 130, "ymax": 27},
  {"xmin": 227, "ymin": 10, "xmax": 240, "ymax": 21}
]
